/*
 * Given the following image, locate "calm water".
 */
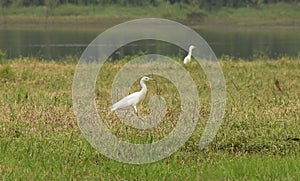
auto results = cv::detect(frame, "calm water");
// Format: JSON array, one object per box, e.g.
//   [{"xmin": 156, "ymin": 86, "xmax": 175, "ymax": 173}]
[{"xmin": 1, "ymin": 26, "xmax": 300, "ymax": 60}]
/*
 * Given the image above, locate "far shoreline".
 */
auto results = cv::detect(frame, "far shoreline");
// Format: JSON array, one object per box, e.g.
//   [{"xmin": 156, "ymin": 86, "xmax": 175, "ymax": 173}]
[{"xmin": 1, "ymin": 15, "xmax": 300, "ymax": 31}]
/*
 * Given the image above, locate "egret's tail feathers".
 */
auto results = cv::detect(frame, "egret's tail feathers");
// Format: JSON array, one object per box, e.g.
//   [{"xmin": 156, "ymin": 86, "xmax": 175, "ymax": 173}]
[
  {"xmin": 111, "ymin": 104, "xmax": 118, "ymax": 111},
  {"xmin": 111, "ymin": 101, "xmax": 124, "ymax": 111},
  {"xmin": 183, "ymin": 59, "xmax": 190, "ymax": 64}
]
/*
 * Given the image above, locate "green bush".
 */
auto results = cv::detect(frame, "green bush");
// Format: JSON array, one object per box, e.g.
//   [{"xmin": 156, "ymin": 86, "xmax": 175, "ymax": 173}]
[{"xmin": 0, "ymin": 65, "xmax": 15, "ymax": 82}]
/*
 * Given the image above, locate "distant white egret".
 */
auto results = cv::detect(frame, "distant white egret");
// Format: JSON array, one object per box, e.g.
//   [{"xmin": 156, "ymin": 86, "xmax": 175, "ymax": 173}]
[
  {"xmin": 111, "ymin": 76, "xmax": 153, "ymax": 115},
  {"xmin": 183, "ymin": 45, "xmax": 195, "ymax": 64}
]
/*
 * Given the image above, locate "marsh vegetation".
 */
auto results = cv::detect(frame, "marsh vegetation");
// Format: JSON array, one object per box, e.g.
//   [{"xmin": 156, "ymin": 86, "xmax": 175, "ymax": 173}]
[{"xmin": 0, "ymin": 56, "xmax": 299, "ymax": 179}]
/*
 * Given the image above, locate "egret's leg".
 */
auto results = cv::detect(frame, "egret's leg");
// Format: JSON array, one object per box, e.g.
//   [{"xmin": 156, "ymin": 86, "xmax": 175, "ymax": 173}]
[
  {"xmin": 133, "ymin": 105, "xmax": 138, "ymax": 116},
  {"xmin": 133, "ymin": 105, "xmax": 146, "ymax": 125},
  {"xmin": 124, "ymin": 109, "xmax": 130, "ymax": 120},
  {"xmin": 133, "ymin": 105, "xmax": 146, "ymax": 127}
]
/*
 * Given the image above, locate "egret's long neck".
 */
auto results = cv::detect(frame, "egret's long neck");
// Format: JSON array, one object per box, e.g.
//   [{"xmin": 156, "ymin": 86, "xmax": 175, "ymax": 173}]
[
  {"xmin": 140, "ymin": 80, "xmax": 147, "ymax": 93},
  {"xmin": 188, "ymin": 47, "xmax": 193, "ymax": 56}
]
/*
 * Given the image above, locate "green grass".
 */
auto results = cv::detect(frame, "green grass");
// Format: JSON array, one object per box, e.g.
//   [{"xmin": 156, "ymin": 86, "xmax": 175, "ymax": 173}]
[
  {"xmin": 0, "ymin": 57, "xmax": 299, "ymax": 180},
  {"xmin": 1, "ymin": 3, "xmax": 300, "ymax": 27},
  {"xmin": 1, "ymin": 137, "xmax": 299, "ymax": 180},
  {"xmin": 0, "ymin": 3, "xmax": 198, "ymax": 25},
  {"xmin": 207, "ymin": 2, "xmax": 300, "ymax": 25}
]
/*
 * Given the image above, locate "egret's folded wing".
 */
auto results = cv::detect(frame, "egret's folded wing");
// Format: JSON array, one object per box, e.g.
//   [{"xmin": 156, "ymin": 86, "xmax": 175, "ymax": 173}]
[
  {"xmin": 183, "ymin": 55, "xmax": 189, "ymax": 64},
  {"xmin": 111, "ymin": 92, "xmax": 140, "ymax": 111}
]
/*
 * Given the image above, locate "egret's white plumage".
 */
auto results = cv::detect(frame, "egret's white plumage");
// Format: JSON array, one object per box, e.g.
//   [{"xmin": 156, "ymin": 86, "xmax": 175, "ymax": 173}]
[
  {"xmin": 183, "ymin": 45, "xmax": 195, "ymax": 64},
  {"xmin": 111, "ymin": 76, "xmax": 153, "ymax": 114}
]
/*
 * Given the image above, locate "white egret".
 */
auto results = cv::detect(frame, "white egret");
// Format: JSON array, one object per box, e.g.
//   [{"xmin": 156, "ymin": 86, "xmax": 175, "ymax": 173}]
[
  {"xmin": 183, "ymin": 45, "xmax": 195, "ymax": 64},
  {"xmin": 111, "ymin": 76, "xmax": 153, "ymax": 115}
]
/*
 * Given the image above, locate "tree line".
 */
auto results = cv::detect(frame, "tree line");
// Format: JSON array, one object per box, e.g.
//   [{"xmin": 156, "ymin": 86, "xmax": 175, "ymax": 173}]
[{"xmin": 1, "ymin": 0, "xmax": 299, "ymax": 8}]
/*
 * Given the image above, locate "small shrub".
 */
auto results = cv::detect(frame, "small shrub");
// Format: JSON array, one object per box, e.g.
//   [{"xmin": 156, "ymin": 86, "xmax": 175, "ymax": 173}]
[
  {"xmin": 0, "ymin": 65, "xmax": 15, "ymax": 82},
  {"xmin": 0, "ymin": 50, "xmax": 7, "ymax": 64}
]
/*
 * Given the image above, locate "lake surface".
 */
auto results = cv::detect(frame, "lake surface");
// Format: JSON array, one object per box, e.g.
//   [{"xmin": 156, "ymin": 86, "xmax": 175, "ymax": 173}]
[{"xmin": 1, "ymin": 25, "xmax": 300, "ymax": 60}]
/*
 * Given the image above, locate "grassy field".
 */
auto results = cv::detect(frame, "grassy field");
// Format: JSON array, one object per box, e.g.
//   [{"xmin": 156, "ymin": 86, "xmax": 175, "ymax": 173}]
[
  {"xmin": 0, "ymin": 57, "xmax": 299, "ymax": 180},
  {"xmin": 1, "ymin": 3, "xmax": 300, "ymax": 27}
]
